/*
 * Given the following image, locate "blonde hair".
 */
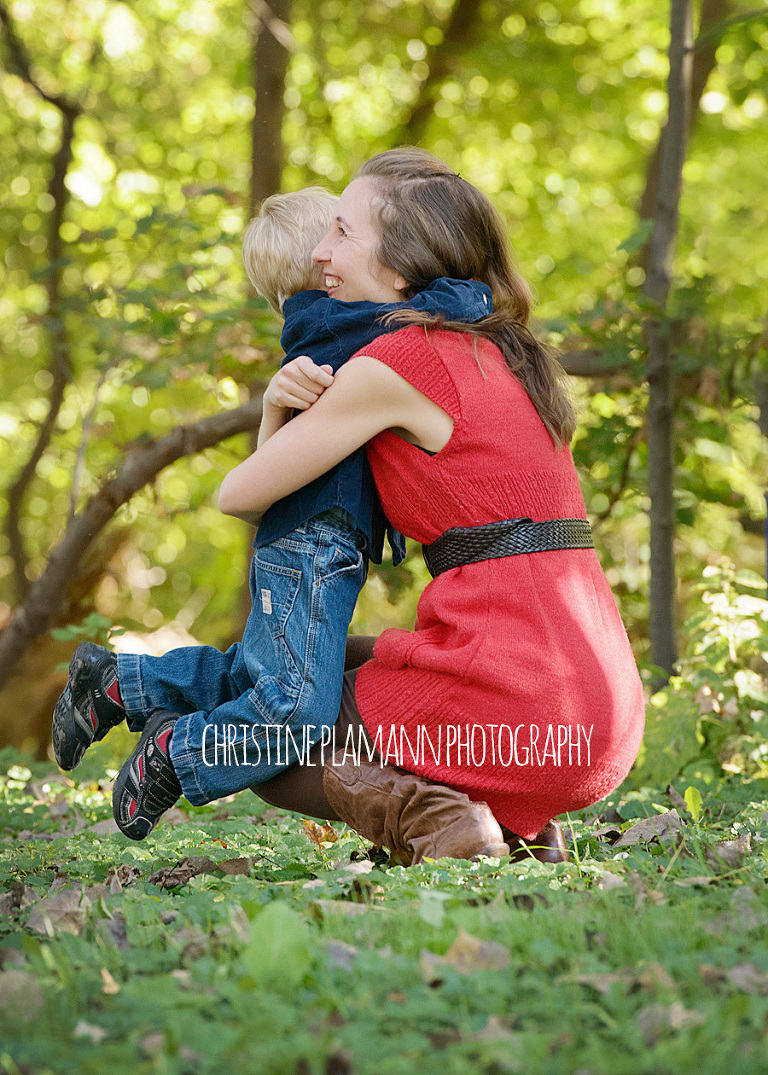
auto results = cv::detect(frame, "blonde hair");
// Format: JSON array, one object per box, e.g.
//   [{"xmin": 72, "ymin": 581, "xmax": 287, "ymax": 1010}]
[
  {"xmin": 242, "ymin": 187, "xmax": 337, "ymax": 314},
  {"xmin": 358, "ymin": 148, "xmax": 575, "ymax": 447}
]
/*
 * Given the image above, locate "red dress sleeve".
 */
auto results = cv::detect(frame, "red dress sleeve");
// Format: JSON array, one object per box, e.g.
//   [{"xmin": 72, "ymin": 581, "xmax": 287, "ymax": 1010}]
[{"xmin": 352, "ymin": 325, "xmax": 463, "ymax": 422}]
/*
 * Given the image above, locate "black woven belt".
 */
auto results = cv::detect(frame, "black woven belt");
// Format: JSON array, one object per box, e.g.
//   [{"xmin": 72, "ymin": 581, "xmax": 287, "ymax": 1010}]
[{"xmin": 422, "ymin": 517, "xmax": 594, "ymax": 578}]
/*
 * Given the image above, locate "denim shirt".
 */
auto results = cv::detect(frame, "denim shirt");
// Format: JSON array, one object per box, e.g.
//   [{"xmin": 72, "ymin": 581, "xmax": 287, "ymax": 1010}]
[{"xmin": 254, "ymin": 278, "xmax": 493, "ymax": 565}]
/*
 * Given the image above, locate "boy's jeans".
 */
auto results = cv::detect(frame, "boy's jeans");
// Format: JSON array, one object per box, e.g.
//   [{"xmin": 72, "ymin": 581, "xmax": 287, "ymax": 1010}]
[{"xmin": 116, "ymin": 511, "xmax": 367, "ymax": 805}]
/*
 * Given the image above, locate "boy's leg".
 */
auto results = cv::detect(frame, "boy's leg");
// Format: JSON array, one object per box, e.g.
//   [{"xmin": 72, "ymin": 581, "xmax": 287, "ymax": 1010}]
[
  {"xmin": 169, "ymin": 514, "xmax": 367, "ymax": 805},
  {"xmin": 53, "ymin": 555, "xmax": 262, "ymax": 770},
  {"xmin": 117, "ymin": 642, "xmax": 250, "ymax": 731},
  {"xmin": 117, "ymin": 550, "xmax": 267, "ymax": 730}
]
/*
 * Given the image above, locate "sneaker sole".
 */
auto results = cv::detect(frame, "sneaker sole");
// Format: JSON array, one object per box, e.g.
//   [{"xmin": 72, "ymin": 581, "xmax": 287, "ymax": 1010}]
[
  {"xmin": 112, "ymin": 712, "xmax": 180, "ymax": 841},
  {"xmin": 52, "ymin": 683, "xmax": 89, "ymax": 771},
  {"xmin": 52, "ymin": 644, "xmax": 120, "ymax": 771}
]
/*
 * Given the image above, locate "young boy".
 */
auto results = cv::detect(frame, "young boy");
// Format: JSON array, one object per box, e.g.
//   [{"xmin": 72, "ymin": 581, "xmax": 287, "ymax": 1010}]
[{"xmin": 52, "ymin": 187, "xmax": 492, "ymax": 839}]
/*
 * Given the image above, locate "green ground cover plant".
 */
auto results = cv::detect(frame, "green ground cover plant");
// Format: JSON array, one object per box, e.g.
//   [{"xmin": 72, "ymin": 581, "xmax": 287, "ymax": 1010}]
[{"xmin": 1, "ymin": 739, "xmax": 767, "ymax": 1075}]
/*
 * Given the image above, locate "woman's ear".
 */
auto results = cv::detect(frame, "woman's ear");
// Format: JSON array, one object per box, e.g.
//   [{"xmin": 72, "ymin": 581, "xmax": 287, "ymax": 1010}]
[{"xmin": 394, "ymin": 273, "xmax": 408, "ymax": 295}]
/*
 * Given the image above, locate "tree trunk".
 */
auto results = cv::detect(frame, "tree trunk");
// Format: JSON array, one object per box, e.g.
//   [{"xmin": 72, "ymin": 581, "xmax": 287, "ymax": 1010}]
[
  {"xmin": 644, "ymin": 0, "xmax": 694, "ymax": 678},
  {"xmin": 249, "ymin": 0, "xmax": 292, "ymax": 216}
]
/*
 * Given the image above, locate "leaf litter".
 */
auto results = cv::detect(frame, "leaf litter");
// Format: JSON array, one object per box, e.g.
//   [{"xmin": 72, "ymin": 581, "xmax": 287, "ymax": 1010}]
[{"xmin": 2, "ymin": 755, "xmax": 768, "ymax": 1073}]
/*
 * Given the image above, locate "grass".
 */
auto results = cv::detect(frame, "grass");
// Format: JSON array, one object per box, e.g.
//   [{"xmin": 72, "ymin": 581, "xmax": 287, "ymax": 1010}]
[{"xmin": 1, "ymin": 738, "xmax": 768, "ymax": 1075}]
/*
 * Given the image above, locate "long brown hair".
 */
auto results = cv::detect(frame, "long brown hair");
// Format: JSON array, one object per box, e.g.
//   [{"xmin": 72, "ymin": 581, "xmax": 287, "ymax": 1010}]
[{"xmin": 357, "ymin": 148, "xmax": 575, "ymax": 447}]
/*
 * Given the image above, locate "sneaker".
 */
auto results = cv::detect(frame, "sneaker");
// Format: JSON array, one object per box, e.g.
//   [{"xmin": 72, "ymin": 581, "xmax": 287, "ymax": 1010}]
[
  {"xmin": 52, "ymin": 642, "xmax": 125, "ymax": 770},
  {"xmin": 113, "ymin": 710, "xmax": 181, "ymax": 841}
]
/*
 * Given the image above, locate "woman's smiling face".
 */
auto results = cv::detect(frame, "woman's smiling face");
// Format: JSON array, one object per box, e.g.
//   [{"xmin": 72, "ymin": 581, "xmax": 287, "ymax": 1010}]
[{"xmin": 312, "ymin": 177, "xmax": 407, "ymax": 304}]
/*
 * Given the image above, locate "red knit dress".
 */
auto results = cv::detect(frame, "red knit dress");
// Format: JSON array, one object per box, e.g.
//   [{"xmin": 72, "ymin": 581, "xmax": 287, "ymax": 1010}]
[{"xmin": 353, "ymin": 326, "xmax": 645, "ymax": 839}]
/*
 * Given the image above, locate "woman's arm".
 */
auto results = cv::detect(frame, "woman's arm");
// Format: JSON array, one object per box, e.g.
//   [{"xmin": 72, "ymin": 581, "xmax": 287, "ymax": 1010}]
[{"xmin": 218, "ymin": 355, "xmax": 452, "ymax": 519}]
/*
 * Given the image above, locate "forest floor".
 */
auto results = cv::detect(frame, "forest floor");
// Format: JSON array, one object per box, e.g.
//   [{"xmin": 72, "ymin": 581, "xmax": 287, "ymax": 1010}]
[{"xmin": 1, "ymin": 732, "xmax": 768, "ymax": 1075}]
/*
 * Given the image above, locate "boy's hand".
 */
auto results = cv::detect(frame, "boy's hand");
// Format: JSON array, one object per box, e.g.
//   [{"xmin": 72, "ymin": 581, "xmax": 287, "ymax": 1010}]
[{"xmin": 264, "ymin": 356, "xmax": 334, "ymax": 412}]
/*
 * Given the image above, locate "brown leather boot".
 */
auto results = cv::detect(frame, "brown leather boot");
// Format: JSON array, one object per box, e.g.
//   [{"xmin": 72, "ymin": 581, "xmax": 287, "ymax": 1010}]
[
  {"xmin": 323, "ymin": 751, "xmax": 510, "ymax": 865},
  {"xmin": 501, "ymin": 820, "xmax": 569, "ymax": 864}
]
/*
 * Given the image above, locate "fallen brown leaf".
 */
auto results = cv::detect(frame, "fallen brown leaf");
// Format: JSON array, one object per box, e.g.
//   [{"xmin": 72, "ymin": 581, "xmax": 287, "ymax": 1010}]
[
  {"xmin": 107, "ymin": 864, "xmax": 142, "ymax": 894},
  {"xmin": 139, "ymin": 1032, "xmax": 166, "ymax": 1055},
  {"xmin": 614, "ymin": 810, "xmax": 684, "ymax": 848},
  {"xmin": 302, "ymin": 818, "xmax": 338, "ymax": 847},
  {"xmin": 727, "ymin": 963, "xmax": 768, "ymax": 995},
  {"xmin": 0, "ymin": 881, "xmax": 37, "ymax": 915},
  {"xmin": 26, "ymin": 888, "xmax": 91, "ymax": 936},
  {"xmin": 699, "ymin": 963, "xmax": 727, "ymax": 987},
  {"xmin": 558, "ymin": 962, "xmax": 674, "ymax": 995},
  {"xmin": 511, "ymin": 893, "xmax": 549, "ymax": 911},
  {"xmin": 597, "ymin": 870, "xmax": 626, "ymax": 891},
  {"xmin": 420, "ymin": 949, "xmax": 445, "ymax": 985},
  {"xmin": 636, "ymin": 1002, "xmax": 705, "ymax": 1045},
  {"xmin": 0, "ymin": 947, "xmax": 25, "ymax": 969},
  {"xmin": 218, "ymin": 856, "xmax": 253, "ymax": 876},
  {"xmin": 629, "ymin": 871, "xmax": 666, "ymax": 909},
  {"xmin": 101, "ymin": 967, "xmax": 120, "ymax": 994},
  {"xmin": 590, "ymin": 824, "xmax": 623, "ymax": 842},
  {"xmin": 100, "ymin": 912, "xmax": 129, "ymax": 951},
  {"xmin": 705, "ymin": 834, "xmax": 751, "ymax": 872},
  {"xmin": 673, "ymin": 876, "xmax": 718, "ymax": 888},
  {"xmin": 666, "ymin": 784, "xmax": 689, "ymax": 814},
  {"xmin": 148, "ymin": 856, "xmax": 219, "ymax": 889},
  {"xmin": 424, "ymin": 928, "xmax": 510, "ymax": 977},
  {"xmin": 174, "ymin": 924, "xmax": 208, "ymax": 960},
  {"xmin": 427, "ymin": 1028, "xmax": 462, "ymax": 1050},
  {"xmin": 636, "ymin": 962, "xmax": 676, "ymax": 992},
  {"xmin": 703, "ymin": 887, "xmax": 767, "ymax": 933}
]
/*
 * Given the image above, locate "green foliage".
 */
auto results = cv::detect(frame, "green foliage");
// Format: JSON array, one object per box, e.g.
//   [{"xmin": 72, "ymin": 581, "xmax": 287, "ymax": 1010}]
[
  {"xmin": 636, "ymin": 560, "xmax": 768, "ymax": 786},
  {"xmin": 51, "ymin": 612, "xmax": 125, "ymax": 648},
  {"xmin": 1, "ymin": 749, "xmax": 768, "ymax": 1073},
  {"xmin": 684, "ymin": 785, "xmax": 703, "ymax": 824},
  {"xmin": 1, "ymin": 0, "xmax": 766, "ymax": 659},
  {"xmin": 241, "ymin": 901, "xmax": 312, "ymax": 992}
]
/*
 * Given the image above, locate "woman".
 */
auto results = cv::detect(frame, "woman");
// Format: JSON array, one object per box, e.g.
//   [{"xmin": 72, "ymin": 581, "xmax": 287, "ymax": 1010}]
[
  {"xmin": 96, "ymin": 147, "xmax": 644, "ymax": 864},
  {"xmin": 221, "ymin": 147, "xmax": 646, "ymax": 863}
]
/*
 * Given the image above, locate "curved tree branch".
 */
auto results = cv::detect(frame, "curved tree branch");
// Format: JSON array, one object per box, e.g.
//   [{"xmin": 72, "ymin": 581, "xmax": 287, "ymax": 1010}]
[
  {"xmin": 0, "ymin": 398, "xmax": 264, "ymax": 691},
  {"xmin": 557, "ymin": 348, "xmax": 634, "ymax": 377}
]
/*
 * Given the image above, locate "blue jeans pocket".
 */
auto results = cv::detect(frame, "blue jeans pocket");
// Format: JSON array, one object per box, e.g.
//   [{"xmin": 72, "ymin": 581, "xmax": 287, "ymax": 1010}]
[
  {"xmin": 253, "ymin": 553, "xmax": 303, "ymax": 697},
  {"xmin": 321, "ymin": 543, "xmax": 366, "ymax": 584}
]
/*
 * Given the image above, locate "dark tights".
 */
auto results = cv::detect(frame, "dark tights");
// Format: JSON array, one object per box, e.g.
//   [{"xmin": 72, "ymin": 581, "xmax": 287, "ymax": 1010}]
[{"xmin": 252, "ymin": 636, "xmax": 376, "ymax": 820}]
